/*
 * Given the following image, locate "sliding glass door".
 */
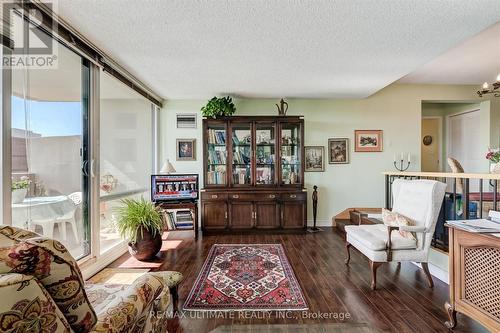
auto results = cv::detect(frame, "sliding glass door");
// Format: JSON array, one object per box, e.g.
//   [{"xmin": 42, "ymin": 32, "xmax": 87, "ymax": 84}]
[
  {"xmin": 1, "ymin": 4, "xmax": 159, "ymax": 270},
  {"xmin": 9, "ymin": 30, "xmax": 91, "ymax": 259},
  {"xmin": 99, "ymin": 71, "xmax": 154, "ymax": 254}
]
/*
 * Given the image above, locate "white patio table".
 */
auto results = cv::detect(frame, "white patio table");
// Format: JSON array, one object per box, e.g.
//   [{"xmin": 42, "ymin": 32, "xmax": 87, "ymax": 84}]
[{"xmin": 11, "ymin": 195, "xmax": 76, "ymax": 238}]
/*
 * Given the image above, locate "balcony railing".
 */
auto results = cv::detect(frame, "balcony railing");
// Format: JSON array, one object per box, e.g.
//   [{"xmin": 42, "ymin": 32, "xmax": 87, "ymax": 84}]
[{"xmin": 383, "ymin": 171, "xmax": 500, "ymax": 252}]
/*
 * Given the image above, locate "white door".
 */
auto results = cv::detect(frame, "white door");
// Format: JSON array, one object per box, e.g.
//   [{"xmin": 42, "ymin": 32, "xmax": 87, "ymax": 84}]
[{"xmin": 448, "ymin": 110, "xmax": 482, "ymax": 191}]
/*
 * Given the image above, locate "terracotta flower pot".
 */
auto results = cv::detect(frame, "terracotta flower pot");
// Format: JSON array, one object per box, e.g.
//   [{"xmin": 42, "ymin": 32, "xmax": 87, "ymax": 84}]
[{"xmin": 127, "ymin": 227, "xmax": 162, "ymax": 261}]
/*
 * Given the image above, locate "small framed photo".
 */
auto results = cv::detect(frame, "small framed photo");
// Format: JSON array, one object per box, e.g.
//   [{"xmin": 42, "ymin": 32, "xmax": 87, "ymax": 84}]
[
  {"xmin": 354, "ymin": 130, "xmax": 383, "ymax": 152},
  {"xmin": 305, "ymin": 146, "xmax": 325, "ymax": 172},
  {"xmin": 328, "ymin": 138, "xmax": 349, "ymax": 164},
  {"xmin": 176, "ymin": 139, "xmax": 196, "ymax": 161}
]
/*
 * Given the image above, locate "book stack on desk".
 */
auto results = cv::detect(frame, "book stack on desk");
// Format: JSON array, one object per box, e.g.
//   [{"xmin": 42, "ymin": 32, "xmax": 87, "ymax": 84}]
[{"xmin": 447, "ymin": 211, "xmax": 500, "ymax": 233}]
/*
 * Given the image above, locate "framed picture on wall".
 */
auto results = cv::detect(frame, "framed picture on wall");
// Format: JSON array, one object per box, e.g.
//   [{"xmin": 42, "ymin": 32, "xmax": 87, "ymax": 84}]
[
  {"xmin": 176, "ymin": 139, "xmax": 196, "ymax": 161},
  {"xmin": 354, "ymin": 130, "xmax": 383, "ymax": 152},
  {"xmin": 328, "ymin": 138, "xmax": 349, "ymax": 164},
  {"xmin": 305, "ymin": 146, "xmax": 325, "ymax": 172}
]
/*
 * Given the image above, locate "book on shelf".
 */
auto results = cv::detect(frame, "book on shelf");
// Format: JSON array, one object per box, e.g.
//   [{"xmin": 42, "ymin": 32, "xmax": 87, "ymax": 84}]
[
  {"xmin": 162, "ymin": 211, "xmax": 176, "ymax": 230},
  {"xmin": 233, "ymin": 150, "xmax": 251, "ymax": 164},
  {"xmin": 208, "ymin": 148, "xmax": 227, "ymax": 164},
  {"xmin": 208, "ymin": 129, "xmax": 226, "ymax": 145},
  {"xmin": 162, "ymin": 210, "xmax": 195, "ymax": 230},
  {"xmin": 207, "ymin": 165, "xmax": 227, "ymax": 185},
  {"xmin": 233, "ymin": 167, "xmax": 248, "ymax": 184}
]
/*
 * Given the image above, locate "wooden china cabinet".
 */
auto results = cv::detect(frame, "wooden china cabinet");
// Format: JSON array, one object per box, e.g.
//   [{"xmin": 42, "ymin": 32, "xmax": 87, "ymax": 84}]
[{"xmin": 201, "ymin": 116, "xmax": 306, "ymax": 234}]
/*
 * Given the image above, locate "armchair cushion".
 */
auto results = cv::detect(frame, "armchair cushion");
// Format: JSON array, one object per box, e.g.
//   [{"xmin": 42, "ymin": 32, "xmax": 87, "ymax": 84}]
[
  {"xmin": 0, "ymin": 226, "xmax": 97, "ymax": 333},
  {"xmin": 382, "ymin": 208, "xmax": 416, "ymax": 240},
  {"xmin": 87, "ymin": 273, "xmax": 166, "ymax": 333},
  {"xmin": 0, "ymin": 273, "xmax": 71, "ymax": 333},
  {"xmin": 345, "ymin": 224, "xmax": 417, "ymax": 251}
]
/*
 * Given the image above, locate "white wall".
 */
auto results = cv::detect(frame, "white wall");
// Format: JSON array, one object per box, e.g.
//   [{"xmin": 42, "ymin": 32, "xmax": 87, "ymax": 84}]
[{"xmin": 160, "ymin": 83, "xmax": 484, "ymax": 226}]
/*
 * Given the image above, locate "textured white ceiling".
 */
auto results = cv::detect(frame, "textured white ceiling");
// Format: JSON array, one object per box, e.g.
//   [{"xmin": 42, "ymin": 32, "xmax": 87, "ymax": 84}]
[
  {"xmin": 400, "ymin": 21, "xmax": 500, "ymax": 85},
  {"xmin": 54, "ymin": 1, "xmax": 500, "ymax": 100}
]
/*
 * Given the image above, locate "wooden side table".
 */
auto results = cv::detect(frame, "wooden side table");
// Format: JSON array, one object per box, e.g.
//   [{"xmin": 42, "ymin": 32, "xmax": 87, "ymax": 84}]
[{"xmin": 155, "ymin": 201, "xmax": 198, "ymax": 240}]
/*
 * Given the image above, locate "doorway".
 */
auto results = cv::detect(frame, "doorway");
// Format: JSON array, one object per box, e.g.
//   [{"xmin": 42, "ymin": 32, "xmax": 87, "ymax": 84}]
[{"xmin": 421, "ymin": 117, "xmax": 441, "ymax": 172}]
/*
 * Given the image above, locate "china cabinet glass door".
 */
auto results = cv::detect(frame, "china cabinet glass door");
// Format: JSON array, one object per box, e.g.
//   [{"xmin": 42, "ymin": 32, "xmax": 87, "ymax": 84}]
[
  {"xmin": 280, "ymin": 122, "xmax": 302, "ymax": 185},
  {"xmin": 231, "ymin": 123, "xmax": 252, "ymax": 186},
  {"xmin": 255, "ymin": 123, "xmax": 276, "ymax": 185},
  {"xmin": 206, "ymin": 123, "xmax": 227, "ymax": 185}
]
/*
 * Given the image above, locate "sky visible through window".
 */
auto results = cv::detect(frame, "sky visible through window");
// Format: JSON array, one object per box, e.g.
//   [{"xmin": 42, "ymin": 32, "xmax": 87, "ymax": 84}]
[{"xmin": 11, "ymin": 96, "xmax": 82, "ymax": 137}]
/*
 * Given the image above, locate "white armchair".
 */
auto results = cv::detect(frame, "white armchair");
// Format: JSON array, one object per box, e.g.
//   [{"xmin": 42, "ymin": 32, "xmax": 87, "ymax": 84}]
[{"xmin": 344, "ymin": 179, "xmax": 446, "ymax": 290}]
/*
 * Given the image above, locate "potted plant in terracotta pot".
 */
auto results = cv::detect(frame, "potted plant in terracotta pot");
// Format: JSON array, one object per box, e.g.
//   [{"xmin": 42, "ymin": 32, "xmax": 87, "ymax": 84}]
[
  {"xmin": 12, "ymin": 176, "xmax": 30, "ymax": 204},
  {"xmin": 115, "ymin": 197, "xmax": 165, "ymax": 261}
]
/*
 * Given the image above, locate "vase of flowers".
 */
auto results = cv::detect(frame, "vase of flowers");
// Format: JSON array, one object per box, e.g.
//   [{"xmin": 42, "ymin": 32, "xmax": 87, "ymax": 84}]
[
  {"xmin": 11, "ymin": 176, "xmax": 30, "ymax": 203},
  {"xmin": 486, "ymin": 148, "xmax": 500, "ymax": 173}
]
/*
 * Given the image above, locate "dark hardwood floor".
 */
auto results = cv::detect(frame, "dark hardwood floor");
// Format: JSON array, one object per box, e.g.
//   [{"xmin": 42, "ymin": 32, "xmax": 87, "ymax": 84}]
[{"xmin": 109, "ymin": 228, "xmax": 489, "ymax": 333}]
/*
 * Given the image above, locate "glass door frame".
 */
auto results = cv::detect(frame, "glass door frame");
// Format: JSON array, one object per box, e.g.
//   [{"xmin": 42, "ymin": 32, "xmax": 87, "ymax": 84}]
[
  {"xmin": 203, "ymin": 119, "xmax": 229, "ymax": 188},
  {"xmin": 1, "ymin": 44, "xmax": 13, "ymax": 226},
  {"xmin": 278, "ymin": 119, "xmax": 304, "ymax": 188},
  {"xmin": 229, "ymin": 119, "xmax": 254, "ymax": 187},
  {"xmin": 254, "ymin": 121, "xmax": 278, "ymax": 187}
]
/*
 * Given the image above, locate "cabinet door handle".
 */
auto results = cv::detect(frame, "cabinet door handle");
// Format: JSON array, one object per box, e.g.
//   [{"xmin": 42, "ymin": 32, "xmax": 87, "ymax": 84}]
[
  {"xmin": 211, "ymin": 194, "xmax": 218, "ymax": 199},
  {"xmin": 232, "ymin": 194, "xmax": 239, "ymax": 199},
  {"xmin": 225, "ymin": 211, "xmax": 228, "ymax": 219},
  {"xmin": 269, "ymin": 194, "xmax": 276, "ymax": 199},
  {"xmin": 290, "ymin": 194, "xmax": 297, "ymax": 198}
]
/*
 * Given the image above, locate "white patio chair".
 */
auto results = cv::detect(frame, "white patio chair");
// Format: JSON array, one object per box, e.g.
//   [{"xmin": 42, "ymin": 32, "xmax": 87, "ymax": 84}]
[{"xmin": 54, "ymin": 192, "xmax": 82, "ymax": 244}]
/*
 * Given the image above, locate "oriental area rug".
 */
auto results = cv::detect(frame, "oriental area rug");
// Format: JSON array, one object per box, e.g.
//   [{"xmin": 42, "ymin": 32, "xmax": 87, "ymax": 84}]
[{"xmin": 183, "ymin": 244, "xmax": 308, "ymax": 311}]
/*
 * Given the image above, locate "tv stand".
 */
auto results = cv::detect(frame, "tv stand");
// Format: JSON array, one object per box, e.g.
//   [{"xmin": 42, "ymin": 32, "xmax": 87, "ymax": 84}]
[{"xmin": 155, "ymin": 201, "xmax": 198, "ymax": 239}]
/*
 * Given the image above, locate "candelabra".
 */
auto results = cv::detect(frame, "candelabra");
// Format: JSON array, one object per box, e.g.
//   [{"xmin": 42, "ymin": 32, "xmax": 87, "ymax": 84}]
[{"xmin": 394, "ymin": 159, "xmax": 411, "ymax": 171}]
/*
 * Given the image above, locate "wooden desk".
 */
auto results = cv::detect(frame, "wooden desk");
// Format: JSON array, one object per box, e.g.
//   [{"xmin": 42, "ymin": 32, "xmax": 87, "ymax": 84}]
[{"xmin": 445, "ymin": 225, "xmax": 500, "ymax": 331}]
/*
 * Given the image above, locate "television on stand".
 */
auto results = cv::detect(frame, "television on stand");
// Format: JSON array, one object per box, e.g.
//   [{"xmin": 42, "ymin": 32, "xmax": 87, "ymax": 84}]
[{"xmin": 151, "ymin": 174, "xmax": 199, "ymax": 203}]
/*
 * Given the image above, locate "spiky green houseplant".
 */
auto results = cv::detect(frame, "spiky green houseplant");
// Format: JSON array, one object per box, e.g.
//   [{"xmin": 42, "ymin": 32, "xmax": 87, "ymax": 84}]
[{"xmin": 115, "ymin": 197, "xmax": 163, "ymax": 245}]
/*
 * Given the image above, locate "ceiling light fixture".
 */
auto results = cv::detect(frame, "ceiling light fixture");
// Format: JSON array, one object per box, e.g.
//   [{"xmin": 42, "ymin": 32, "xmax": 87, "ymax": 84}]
[{"xmin": 477, "ymin": 74, "xmax": 500, "ymax": 97}]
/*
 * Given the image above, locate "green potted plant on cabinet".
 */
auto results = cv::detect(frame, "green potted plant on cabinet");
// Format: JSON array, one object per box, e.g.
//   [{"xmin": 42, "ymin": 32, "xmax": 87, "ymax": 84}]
[
  {"xmin": 201, "ymin": 96, "xmax": 236, "ymax": 119},
  {"xmin": 115, "ymin": 197, "xmax": 164, "ymax": 261}
]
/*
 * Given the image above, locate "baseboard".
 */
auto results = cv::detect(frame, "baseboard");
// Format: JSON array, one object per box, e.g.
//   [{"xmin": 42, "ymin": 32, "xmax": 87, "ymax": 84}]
[
  {"xmin": 411, "ymin": 261, "xmax": 449, "ymax": 284},
  {"xmin": 81, "ymin": 243, "xmax": 128, "ymax": 280},
  {"xmin": 307, "ymin": 219, "xmax": 332, "ymax": 227}
]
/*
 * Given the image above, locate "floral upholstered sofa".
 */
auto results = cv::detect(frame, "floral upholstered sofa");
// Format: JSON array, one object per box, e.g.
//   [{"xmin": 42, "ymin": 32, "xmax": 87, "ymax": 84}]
[{"xmin": 0, "ymin": 226, "xmax": 182, "ymax": 333}]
